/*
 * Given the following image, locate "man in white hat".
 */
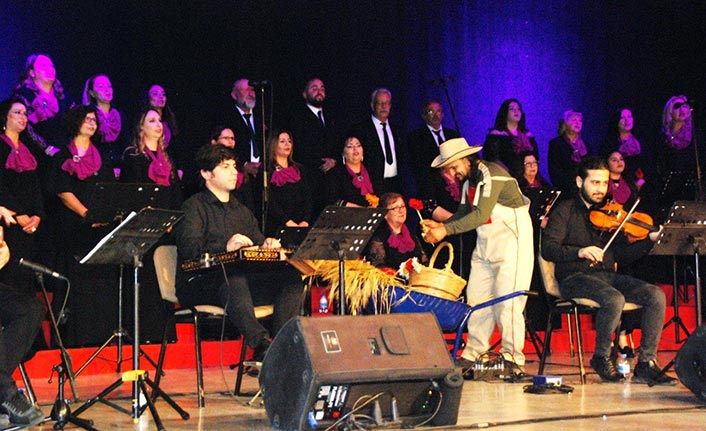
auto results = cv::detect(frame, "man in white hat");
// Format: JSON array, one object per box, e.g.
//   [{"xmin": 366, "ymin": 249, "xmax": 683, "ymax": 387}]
[{"xmin": 421, "ymin": 137, "xmax": 533, "ymax": 376}]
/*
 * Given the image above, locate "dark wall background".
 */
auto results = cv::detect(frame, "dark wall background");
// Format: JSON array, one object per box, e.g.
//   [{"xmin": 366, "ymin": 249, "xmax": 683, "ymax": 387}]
[{"xmin": 2, "ymin": 0, "xmax": 705, "ymax": 180}]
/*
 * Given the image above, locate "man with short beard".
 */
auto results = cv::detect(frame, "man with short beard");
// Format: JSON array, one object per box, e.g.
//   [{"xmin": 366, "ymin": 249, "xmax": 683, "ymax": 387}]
[
  {"xmin": 225, "ymin": 78, "xmax": 263, "ymax": 177},
  {"xmin": 286, "ymin": 78, "xmax": 339, "ymax": 218},
  {"xmin": 542, "ymin": 156, "xmax": 675, "ymax": 385},
  {"xmin": 421, "ymin": 138, "xmax": 532, "ymax": 376}
]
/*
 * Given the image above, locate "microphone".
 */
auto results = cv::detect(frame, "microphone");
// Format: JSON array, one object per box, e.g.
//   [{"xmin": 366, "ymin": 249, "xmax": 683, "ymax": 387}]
[
  {"xmin": 429, "ymin": 75, "xmax": 455, "ymax": 86},
  {"xmin": 248, "ymin": 79, "xmax": 271, "ymax": 87},
  {"xmin": 18, "ymin": 258, "xmax": 68, "ymax": 280}
]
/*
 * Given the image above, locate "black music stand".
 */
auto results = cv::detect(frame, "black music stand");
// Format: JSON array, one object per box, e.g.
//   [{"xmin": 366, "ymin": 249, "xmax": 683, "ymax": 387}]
[
  {"xmin": 658, "ymin": 171, "xmax": 697, "ymax": 208},
  {"xmin": 523, "ymin": 188, "xmax": 561, "ymax": 225},
  {"xmin": 291, "ymin": 206, "xmax": 385, "ymax": 315},
  {"xmin": 72, "ymin": 207, "xmax": 190, "ymax": 429},
  {"xmin": 76, "ymin": 183, "xmax": 170, "ymax": 375},
  {"xmin": 651, "ymin": 201, "xmax": 706, "ymax": 329}
]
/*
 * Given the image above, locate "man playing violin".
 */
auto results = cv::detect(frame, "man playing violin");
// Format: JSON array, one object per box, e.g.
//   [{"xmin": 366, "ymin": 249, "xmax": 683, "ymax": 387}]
[
  {"xmin": 174, "ymin": 144, "xmax": 302, "ymax": 363},
  {"xmin": 542, "ymin": 156, "xmax": 675, "ymax": 384}
]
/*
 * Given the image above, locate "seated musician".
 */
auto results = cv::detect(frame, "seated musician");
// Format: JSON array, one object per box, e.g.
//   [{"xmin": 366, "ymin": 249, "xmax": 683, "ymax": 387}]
[
  {"xmin": 174, "ymin": 144, "xmax": 302, "ymax": 362},
  {"xmin": 366, "ymin": 193, "xmax": 428, "ymax": 270},
  {"xmin": 541, "ymin": 156, "xmax": 675, "ymax": 384}
]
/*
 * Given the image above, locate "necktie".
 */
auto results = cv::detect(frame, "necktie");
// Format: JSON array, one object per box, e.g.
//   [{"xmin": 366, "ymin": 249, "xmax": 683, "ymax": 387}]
[
  {"xmin": 381, "ymin": 122, "xmax": 393, "ymax": 165},
  {"xmin": 243, "ymin": 113, "xmax": 259, "ymax": 158},
  {"xmin": 317, "ymin": 110, "xmax": 325, "ymax": 127},
  {"xmin": 433, "ymin": 129, "xmax": 444, "ymax": 146}
]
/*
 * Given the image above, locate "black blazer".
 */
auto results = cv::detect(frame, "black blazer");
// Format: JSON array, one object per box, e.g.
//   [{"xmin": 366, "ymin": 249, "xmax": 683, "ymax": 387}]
[
  {"xmin": 220, "ymin": 103, "xmax": 266, "ymax": 168},
  {"xmin": 286, "ymin": 104, "xmax": 339, "ymax": 172},
  {"xmin": 407, "ymin": 126, "xmax": 460, "ymax": 191},
  {"xmin": 350, "ymin": 117, "xmax": 409, "ymax": 195}
]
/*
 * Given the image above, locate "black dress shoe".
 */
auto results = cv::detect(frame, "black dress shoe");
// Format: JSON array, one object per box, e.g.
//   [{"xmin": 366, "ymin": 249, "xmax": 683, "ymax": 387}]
[
  {"xmin": 590, "ymin": 355, "xmax": 622, "ymax": 382},
  {"xmin": 632, "ymin": 360, "xmax": 678, "ymax": 386}
]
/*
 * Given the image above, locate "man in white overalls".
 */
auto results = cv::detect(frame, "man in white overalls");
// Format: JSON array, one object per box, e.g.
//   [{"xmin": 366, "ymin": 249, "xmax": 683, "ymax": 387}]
[{"xmin": 421, "ymin": 138, "xmax": 533, "ymax": 376}]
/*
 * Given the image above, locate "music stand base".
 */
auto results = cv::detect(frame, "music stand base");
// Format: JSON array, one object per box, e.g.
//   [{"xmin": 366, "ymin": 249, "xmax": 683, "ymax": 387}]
[
  {"xmin": 75, "ymin": 328, "xmax": 161, "ymax": 376},
  {"xmin": 72, "ymin": 370, "xmax": 189, "ymax": 428}
]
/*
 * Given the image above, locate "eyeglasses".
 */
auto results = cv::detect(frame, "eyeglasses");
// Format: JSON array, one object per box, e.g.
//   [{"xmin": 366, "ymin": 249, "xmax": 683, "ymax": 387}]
[
  {"xmin": 524, "ymin": 162, "xmax": 538, "ymax": 167},
  {"xmin": 345, "ymin": 144, "xmax": 362, "ymax": 149},
  {"xmin": 83, "ymin": 117, "xmax": 97, "ymax": 124},
  {"xmin": 425, "ymin": 109, "xmax": 443, "ymax": 115},
  {"xmin": 387, "ymin": 205, "xmax": 406, "ymax": 212},
  {"xmin": 673, "ymin": 102, "xmax": 690, "ymax": 110}
]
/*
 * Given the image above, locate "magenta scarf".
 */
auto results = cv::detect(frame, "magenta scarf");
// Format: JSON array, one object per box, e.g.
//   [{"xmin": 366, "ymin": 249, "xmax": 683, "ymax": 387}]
[
  {"xmin": 511, "ymin": 131, "xmax": 534, "ymax": 154},
  {"xmin": 97, "ymin": 107, "xmax": 122, "ymax": 143},
  {"xmin": 146, "ymin": 148, "xmax": 172, "ymax": 186},
  {"xmin": 28, "ymin": 92, "xmax": 59, "ymax": 123},
  {"xmin": 346, "ymin": 163, "xmax": 374, "ymax": 196},
  {"xmin": 236, "ymin": 171, "xmax": 245, "ymax": 190},
  {"xmin": 618, "ymin": 134, "xmax": 641, "ymax": 156},
  {"xmin": 1, "ymin": 134, "xmax": 37, "ymax": 172},
  {"xmin": 61, "ymin": 141, "xmax": 102, "ymax": 180},
  {"xmin": 387, "ymin": 223, "xmax": 416, "ymax": 254},
  {"xmin": 441, "ymin": 171, "xmax": 460, "ymax": 202},
  {"xmin": 665, "ymin": 121, "xmax": 692, "ymax": 150},
  {"xmin": 271, "ymin": 164, "xmax": 301, "ymax": 186},
  {"xmin": 610, "ymin": 177, "xmax": 632, "ymax": 204},
  {"xmin": 566, "ymin": 136, "xmax": 587, "ymax": 163}
]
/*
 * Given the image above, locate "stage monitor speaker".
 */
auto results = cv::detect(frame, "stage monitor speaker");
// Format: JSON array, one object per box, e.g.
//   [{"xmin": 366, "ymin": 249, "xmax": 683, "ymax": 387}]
[
  {"xmin": 675, "ymin": 325, "xmax": 706, "ymax": 401},
  {"xmin": 259, "ymin": 313, "xmax": 462, "ymax": 431}
]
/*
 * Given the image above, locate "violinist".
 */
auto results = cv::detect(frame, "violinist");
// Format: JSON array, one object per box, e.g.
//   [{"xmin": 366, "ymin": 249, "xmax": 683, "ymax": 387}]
[{"xmin": 542, "ymin": 156, "xmax": 676, "ymax": 385}]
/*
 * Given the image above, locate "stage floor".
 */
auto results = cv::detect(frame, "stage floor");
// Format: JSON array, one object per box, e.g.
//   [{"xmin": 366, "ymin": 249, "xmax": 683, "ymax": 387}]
[{"xmin": 13, "ymin": 350, "xmax": 705, "ymax": 431}]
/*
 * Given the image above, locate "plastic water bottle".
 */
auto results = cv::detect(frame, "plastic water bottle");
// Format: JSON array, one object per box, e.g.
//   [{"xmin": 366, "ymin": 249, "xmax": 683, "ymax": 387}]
[
  {"xmin": 617, "ymin": 353, "xmax": 630, "ymax": 381},
  {"xmin": 319, "ymin": 293, "xmax": 329, "ymax": 314}
]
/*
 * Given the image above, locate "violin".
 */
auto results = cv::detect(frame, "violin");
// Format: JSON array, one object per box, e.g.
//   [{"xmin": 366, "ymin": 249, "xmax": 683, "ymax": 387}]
[{"xmin": 589, "ymin": 200, "xmax": 658, "ymax": 241}]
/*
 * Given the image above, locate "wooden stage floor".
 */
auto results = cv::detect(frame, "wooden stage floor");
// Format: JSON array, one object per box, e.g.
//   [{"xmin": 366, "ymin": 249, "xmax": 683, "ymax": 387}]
[{"xmin": 11, "ymin": 350, "xmax": 706, "ymax": 431}]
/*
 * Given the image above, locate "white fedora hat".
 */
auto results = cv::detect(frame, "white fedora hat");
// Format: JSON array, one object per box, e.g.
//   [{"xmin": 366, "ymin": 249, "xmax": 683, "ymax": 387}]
[{"xmin": 431, "ymin": 137, "xmax": 482, "ymax": 168}]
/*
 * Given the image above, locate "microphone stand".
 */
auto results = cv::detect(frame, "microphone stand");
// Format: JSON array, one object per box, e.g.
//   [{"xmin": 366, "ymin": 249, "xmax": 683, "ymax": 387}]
[
  {"xmin": 431, "ymin": 76, "xmax": 461, "ymax": 134},
  {"xmin": 691, "ymin": 103, "xmax": 704, "ymax": 202},
  {"xmin": 255, "ymin": 84, "xmax": 269, "ymax": 233}
]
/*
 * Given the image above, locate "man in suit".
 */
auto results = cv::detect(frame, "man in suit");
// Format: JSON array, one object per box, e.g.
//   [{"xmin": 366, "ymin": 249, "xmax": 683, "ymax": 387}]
[
  {"xmin": 287, "ymin": 78, "xmax": 339, "ymax": 217},
  {"xmin": 350, "ymin": 88, "xmax": 408, "ymax": 195},
  {"xmin": 223, "ymin": 78, "xmax": 264, "ymax": 178},
  {"xmin": 408, "ymin": 99, "xmax": 460, "ymax": 191}
]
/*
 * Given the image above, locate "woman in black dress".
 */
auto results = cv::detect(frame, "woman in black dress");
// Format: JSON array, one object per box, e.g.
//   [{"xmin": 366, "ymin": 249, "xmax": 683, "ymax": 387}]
[
  {"xmin": 326, "ymin": 136, "xmax": 381, "ymax": 208},
  {"xmin": 0, "ymin": 98, "xmax": 44, "ymax": 294},
  {"xmin": 483, "ymin": 98, "xmax": 538, "ymax": 178},
  {"xmin": 261, "ymin": 129, "xmax": 312, "ymax": 237},
  {"xmin": 366, "ymin": 193, "xmax": 427, "ymax": 270}
]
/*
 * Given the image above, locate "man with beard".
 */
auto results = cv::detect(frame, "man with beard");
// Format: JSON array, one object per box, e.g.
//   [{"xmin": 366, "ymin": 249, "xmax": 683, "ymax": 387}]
[
  {"xmin": 541, "ymin": 156, "xmax": 675, "ymax": 385},
  {"xmin": 421, "ymin": 138, "xmax": 533, "ymax": 375},
  {"xmin": 224, "ymin": 78, "xmax": 263, "ymax": 178},
  {"xmin": 286, "ymin": 78, "xmax": 339, "ymax": 217}
]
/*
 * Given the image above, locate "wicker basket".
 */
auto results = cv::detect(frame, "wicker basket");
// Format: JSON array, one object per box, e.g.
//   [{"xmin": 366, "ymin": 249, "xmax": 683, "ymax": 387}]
[{"xmin": 408, "ymin": 241, "xmax": 466, "ymax": 300}]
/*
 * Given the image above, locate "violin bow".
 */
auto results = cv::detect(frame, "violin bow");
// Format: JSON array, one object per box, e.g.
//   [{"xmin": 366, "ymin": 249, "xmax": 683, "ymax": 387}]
[{"xmin": 599, "ymin": 197, "xmax": 642, "ymax": 256}]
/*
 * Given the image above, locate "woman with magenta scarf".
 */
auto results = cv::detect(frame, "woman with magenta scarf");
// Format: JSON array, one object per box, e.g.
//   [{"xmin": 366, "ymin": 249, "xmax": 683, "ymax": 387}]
[
  {"xmin": 82, "ymin": 74, "xmax": 126, "ymax": 166},
  {"xmin": 0, "ymin": 98, "xmax": 45, "ymax": 295},
  {"xmin": 366, "ymin": 193, "xmax": 428, "ymax": 270},
  {"xmin": 548, "ymin": 109, "xmax": 590, "ymax": 198},
  {"xmin": 326, "ymin": 136, "xmax": 382, "ymax": 208},
  {"xmin": 121, "ymin": 109, "xmax": 183, "ymax": 210},
  {"xmin": 261, "ymin": 129, "xmax": 312, "ymax": 237},
  {"xmin": 48, "ymin": 105, "xmax": 118, "ymax": 345}
]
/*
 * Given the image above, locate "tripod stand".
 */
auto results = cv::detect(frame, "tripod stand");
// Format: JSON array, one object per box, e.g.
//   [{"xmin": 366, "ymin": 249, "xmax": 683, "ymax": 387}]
[
  {"xmin": 76, "ymin": 183, "xmax": 170, "ymax": 374},
  {"xmin": 648, "ymin": 201, "xmax": 706, "ymax": 384},
  {"xmin": 71, "ymin": 208, "xmax": 188, "ymax": 429}
]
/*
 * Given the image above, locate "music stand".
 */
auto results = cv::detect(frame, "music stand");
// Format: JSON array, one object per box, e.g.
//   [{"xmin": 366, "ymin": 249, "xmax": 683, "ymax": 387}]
[
  {"xmin": 651, "ymin": 201, "xmax": 706, "ymax": 328},
  {"xmin": 291, "ymin": 206, "xmax": 385, "ymax": 315},
  {"xmin": 71, "ymin": 208, "xmax": 190, "ymax": 429},
  {"xmin": 76, "ymin": 183, "xmax": 170, "ymax": 375},
  {"xmin": 523, "ymin": 188, "xmax": 561, "ymax": 225}
]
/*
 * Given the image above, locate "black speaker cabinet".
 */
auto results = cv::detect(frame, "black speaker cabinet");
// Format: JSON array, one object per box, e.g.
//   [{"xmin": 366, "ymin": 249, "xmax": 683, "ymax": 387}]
[
  {"xmin": 675, "ymin": 325, "xmax": 706, "ymax": 401},
  {"xmin": 259, "ymin": 313, "xmax": 463, "ymax": 431}
]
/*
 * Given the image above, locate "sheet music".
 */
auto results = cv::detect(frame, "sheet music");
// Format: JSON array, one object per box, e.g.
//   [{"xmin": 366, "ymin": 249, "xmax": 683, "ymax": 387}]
[{"xmin": 79, "ymin": 211, "xmax": 137, "ymax": 264}]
